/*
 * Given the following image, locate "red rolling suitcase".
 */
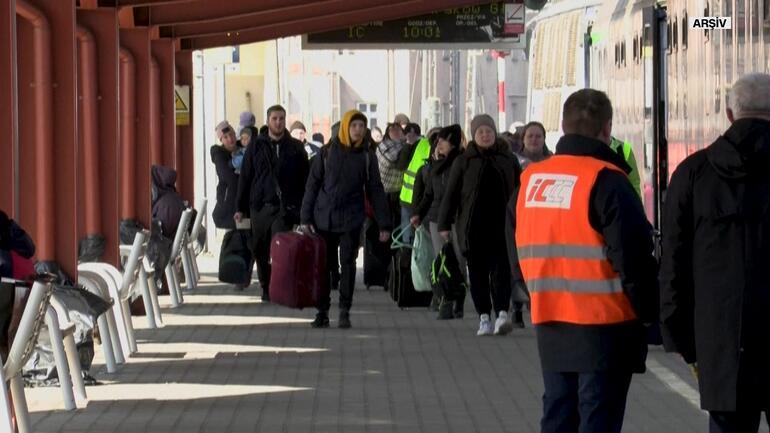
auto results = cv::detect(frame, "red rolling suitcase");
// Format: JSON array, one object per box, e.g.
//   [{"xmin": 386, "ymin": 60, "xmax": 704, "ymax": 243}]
[{"xmin": 269, "ymin": 231, "xmax": 328, "ymax": 309}]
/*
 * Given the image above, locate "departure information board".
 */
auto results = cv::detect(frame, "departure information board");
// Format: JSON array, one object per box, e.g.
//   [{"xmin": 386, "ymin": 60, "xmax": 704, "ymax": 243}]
[{"xmin": 303, "ymin": 1, "xmax": 525, "ymax": 49}]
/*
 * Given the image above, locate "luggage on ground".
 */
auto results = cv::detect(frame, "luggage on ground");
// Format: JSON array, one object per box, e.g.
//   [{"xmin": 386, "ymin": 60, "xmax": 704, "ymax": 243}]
[
  {"xmin": 269, "ymin": 230, "xmax": 328, "ymax": 309},
  {"xmin": 218, "ymin": 228, "xmax": 254, "ymax": 285},
  {"xmin": 387, "ymin": 225, "xmax": 432, "ymax": 308},
  {"xmin": 363, "ymin": 217, "xmax": 390, "ymax": 289},
  {"xmin": 431, "ymin": 241, "xmax": 467, "ymax": 301}
]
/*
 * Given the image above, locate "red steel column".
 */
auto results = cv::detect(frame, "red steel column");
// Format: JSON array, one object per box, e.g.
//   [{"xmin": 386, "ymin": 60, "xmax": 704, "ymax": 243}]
[
  {"xmin": 119, "ymin": 47, "xmax": 136, "ymax": 220},
  {"xmin": 151, "ymin": 38, "xmax": 176, "ymax": 170},
  {"xmin": 0, "ymin": 0, "xmax": 16, "ymax": 215},
  {"xmin": 150, "ymin": 56, "xmax": 162, "ymax": 165},
  {"xmin": 18, "ymin": 0, "xmax": 78, "ymax": 277},
  {"xmin": 16, "ymin": 0, "xmax": 55, "ymax": 263},
  {"xmin": 120, "ymin": 28, "xmax": 152, "ymax": 228},
  {"xmin": 76, "ymin": 25, "xmax": 101, "ymax": 236},
  {"xmin": 77, "ymin": 8, "xmax": 120, "ymax": 266},
  {"xmin": 175, "ymin": 49, "xmax": 194, "ymax": 204}
]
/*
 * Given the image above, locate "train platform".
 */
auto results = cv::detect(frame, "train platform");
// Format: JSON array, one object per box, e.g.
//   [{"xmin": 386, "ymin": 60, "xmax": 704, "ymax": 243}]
[{"xmin": 23, "ymin": 255, "xmax": 755, "ymax": 433}]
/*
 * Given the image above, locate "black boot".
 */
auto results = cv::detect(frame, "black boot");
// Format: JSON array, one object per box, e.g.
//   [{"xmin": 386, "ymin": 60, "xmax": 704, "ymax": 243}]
[
  {"xmin": 338, "ymin": 309, "xmax": 351, "ymax": 329},
  {"xmin": 429, "ymin": 294, "xmax": 440, "ymax": 312},
  {"xmin": 311, "ymin": 311, "xmax": 330, "ymax": 328},
  {"xmin": 437, "ymin": 298, "xmax": 454, "ymax": 320},
  {"xmin": 453, "ymin": 294, "xmax": 465, "ymax": 319},
  {"xmin": 513, "ymin": 310, "xmax": 525, "ymax": 328}
]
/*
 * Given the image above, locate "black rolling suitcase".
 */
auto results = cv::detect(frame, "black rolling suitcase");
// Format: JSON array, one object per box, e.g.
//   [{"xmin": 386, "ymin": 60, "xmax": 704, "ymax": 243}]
[{"xmin": 363, "ymin": 218, "xmax": 390, "ymax": 289}]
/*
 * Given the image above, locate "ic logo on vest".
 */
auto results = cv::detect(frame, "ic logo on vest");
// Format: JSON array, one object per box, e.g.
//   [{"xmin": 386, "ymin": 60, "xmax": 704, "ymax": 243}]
[{"xmin": 524, "ymin": 174, "xmax": 577, "ymax": 209}]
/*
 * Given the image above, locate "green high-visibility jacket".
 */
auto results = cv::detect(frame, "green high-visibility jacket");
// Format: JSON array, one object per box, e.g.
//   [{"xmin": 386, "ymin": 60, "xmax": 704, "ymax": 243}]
[
  {"xmin": 399, "ymin": 137, "xmax": 431, "ymax": 205},
  {"xmin": 610, "ymin": 137, "xmax": 641, "ymax": 198}
]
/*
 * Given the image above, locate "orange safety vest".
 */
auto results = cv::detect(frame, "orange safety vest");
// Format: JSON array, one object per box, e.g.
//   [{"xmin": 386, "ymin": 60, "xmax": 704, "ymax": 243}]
[{"xmin": 515, "ymin": 155, "xmax": 637, "ymax": 325}]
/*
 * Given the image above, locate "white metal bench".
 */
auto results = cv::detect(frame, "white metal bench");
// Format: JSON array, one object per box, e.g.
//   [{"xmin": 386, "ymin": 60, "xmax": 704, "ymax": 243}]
[
  {"xmin": 76, "ymin": 273, "xmax": 123, "ymax": 372},
  {"xmin": 166, "ymin": 209, "xmax": 192, "ymax": 308},
  {"xmin": 185, "ymin": 198, "xmax": 207, "ymax": 286},
  {"xmin": 0, "ymin": 279, "xmax": 54, "ymax": 433}
]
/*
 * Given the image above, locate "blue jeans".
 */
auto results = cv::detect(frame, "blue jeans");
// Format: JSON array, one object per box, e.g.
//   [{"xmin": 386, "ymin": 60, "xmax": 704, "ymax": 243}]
[
  {"xmin": 400, "ymin": 206, "xmax": 413, "ymax": 244},
  {"xmin": 541, "ymin": 370, "xmax": 632, "ymax": 433}
]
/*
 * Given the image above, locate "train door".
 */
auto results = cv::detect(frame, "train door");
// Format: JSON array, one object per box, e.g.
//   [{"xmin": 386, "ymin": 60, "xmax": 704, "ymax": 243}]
[{"xmin": 642, "ymin": 5, "xmax": 667, "ymax": 241}]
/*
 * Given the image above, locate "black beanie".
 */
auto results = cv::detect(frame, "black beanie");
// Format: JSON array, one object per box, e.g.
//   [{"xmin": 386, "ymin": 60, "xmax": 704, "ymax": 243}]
[{"xmin": 437, "ymin": 124, "xmax": 463, "ymax": 149}]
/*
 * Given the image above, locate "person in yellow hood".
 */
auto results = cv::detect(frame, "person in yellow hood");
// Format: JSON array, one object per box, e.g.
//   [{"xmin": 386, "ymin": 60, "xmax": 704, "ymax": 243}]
[{"xmin": 300, "ymin": 110, "xmax": 392, "ymax": 329}]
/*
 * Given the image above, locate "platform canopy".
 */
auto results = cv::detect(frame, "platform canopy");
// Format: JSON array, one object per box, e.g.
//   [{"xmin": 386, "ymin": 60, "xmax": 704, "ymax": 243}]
[{"xmin": 97, "ymin": 0, "xmax": 494, "ymax": 50}]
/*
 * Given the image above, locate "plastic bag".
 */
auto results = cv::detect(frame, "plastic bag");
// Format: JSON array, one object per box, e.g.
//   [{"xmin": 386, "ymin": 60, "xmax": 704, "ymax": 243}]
[
  {"xmin": 78, "ymin": 233, "xmax": 106, "ymax": 262},
  {"xmin": 410, "ymin": 225, "xmax": 435, "ymax": 292},
  {"xmin": 23, "ymin": 284, "xmax": 110, "ymax": 385}
]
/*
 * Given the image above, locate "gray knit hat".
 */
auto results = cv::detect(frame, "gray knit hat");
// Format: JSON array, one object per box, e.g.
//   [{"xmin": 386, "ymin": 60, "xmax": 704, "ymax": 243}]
[{"xmin": 470, "ymin": 114, "xmax": 497, "ymax": 138}]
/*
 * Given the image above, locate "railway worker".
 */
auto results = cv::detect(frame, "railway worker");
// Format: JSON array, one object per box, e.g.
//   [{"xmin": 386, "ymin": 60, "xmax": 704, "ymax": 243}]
[
  {"xmin": 398, "ymin": 123, "xmax": 429, "ymax": 243},
  {"xmin": 234, "ymin": 105, "xmax": 310, "ymax": 302},
  {"xmin": 660, "ymin": 72, "xmax": 770, "ymax": 433},
  {"xmin": 609, "ymin": 137, "xmax": 641, "ymax": 197},
  {"xmin": 512, "ymin": 88, "xmax": 658, "ymax": 433}
]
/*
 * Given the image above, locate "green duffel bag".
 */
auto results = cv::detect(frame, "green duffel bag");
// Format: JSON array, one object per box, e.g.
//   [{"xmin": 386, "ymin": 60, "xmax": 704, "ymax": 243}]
[{"xmin": 410, "ymin": 225, "xmax": 435, "ymax": 292}]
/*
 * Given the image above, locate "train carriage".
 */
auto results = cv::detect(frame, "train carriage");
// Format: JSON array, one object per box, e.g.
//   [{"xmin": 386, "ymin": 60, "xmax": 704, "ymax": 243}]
[{"xmin": 526, "ymin": 0, "xmax": 770, "ymax": 230}]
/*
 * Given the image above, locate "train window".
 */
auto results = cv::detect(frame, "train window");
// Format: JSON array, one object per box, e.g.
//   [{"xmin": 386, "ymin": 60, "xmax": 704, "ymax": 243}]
[
  {"xmin": 766, "ymin": 0, "xmax": 770, "ymax": 26},
  {"xmin": 682, "ymin": 12, "xmax": 688, "ymax": 49},
  {"xmin": 673, "ymin": 18, "xmax": 679, "ymax": 51},
  {"xmin": 620, "ymin": 41, "xmax": 626, "ymax": 66}
]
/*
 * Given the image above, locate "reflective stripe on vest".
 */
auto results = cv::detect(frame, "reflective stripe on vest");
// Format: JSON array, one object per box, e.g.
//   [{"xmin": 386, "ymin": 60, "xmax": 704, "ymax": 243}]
[
  {"xmin": 515, "ymin": 154, "xmax": 637, "ymax": 325},
  {"xmin": 399, "ymin": 138, "xmax": 431, "ymax": 204}
]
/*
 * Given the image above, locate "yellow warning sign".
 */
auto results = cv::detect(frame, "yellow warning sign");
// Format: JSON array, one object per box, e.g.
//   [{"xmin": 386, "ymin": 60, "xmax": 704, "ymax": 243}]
[{"xmin": 175, "ymin": 85, "xmax": 190, "ymax": 126}]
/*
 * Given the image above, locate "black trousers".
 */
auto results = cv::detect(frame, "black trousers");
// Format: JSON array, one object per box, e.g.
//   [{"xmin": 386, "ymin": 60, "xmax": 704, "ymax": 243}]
[
  {"xmin": 709, "ymin": 410, "xmax": 769, "ymax": 433},
  {"xmin": 465, "ymin": 240, "xmax": 512, "ymax": 316},
  {"xmin": 317, "ymin": 227, "xmax": 362, "ymax": 312},
  {"xmin": 541, "ymin": 370, "xmax": 633, "ymax": 433},
  {"xmin": 249, "ymin": 205, "xmax": 293, "ymax": 292}
]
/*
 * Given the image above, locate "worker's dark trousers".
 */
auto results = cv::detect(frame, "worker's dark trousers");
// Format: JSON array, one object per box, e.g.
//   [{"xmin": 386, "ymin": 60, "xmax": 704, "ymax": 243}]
[{"xmin": 540, "ymin": 370, "xmax": 632, "ymax": 433}]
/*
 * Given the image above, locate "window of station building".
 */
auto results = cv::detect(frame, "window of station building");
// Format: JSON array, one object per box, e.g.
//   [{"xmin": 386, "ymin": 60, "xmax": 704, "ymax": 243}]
[{"xmin": 357, "ymin": 102, "xmax": 379, "ymax": 128}]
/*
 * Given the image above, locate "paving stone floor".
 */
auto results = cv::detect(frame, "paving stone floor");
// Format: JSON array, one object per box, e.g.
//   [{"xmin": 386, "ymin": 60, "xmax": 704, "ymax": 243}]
[{"xmin": 24, "ymin": 255, "xmax": 766, "ymax": 433}]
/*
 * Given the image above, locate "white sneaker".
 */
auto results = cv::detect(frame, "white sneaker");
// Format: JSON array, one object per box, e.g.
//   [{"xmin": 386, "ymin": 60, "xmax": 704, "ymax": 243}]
[
  {"xmin": 477, "ymin": 314, "xmax": 494, "ymax": 336},
  {"xmin": 494, "ymin": 311, "xmax": 513, "ymax": 335}
]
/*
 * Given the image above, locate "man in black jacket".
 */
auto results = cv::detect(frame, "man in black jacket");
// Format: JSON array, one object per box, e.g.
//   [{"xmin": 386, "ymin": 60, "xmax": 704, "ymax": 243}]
[
  {"xmin": 508, "ymin": 89, "xmax": 657, "ymax": 433},
  {"xmin": 235, "ymin": 105, "xmax": 309, "ymax": 301},
  {"xmin": 660, "ymin": 73, "xmax": 770, "ymax": 433}
]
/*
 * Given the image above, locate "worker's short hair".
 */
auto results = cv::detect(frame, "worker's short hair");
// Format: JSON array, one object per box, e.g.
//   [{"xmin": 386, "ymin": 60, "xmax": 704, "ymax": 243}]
[{"xmin": 562, "ymin": 89, "xmax": 613, "ymax": 137}]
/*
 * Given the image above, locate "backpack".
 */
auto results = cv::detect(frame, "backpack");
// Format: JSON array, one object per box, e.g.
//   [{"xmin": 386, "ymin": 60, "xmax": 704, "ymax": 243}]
[{"xmin": 431, "ymin": 241, "xmax": 467, "ymax": 301}]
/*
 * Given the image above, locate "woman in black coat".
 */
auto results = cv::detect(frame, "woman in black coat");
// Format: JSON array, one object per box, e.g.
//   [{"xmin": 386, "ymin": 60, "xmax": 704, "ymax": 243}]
[
  {"xmin": 412, "ymin": 124, "xmax": 467, "ymax": 319},
  {"xmin": 438, "ymin": 115, "xmax": 521, "ymax": 337},
  {"xmin": 211, "ymin": 122, "xmax": 248, "ymax": 230},
  {"xmin": 300, "ymin": 110, "xmax": 392, "ymax": 329},
  {"xmin": 211, "ymin": 122, "xmax": 252, "ymax": 289}
]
